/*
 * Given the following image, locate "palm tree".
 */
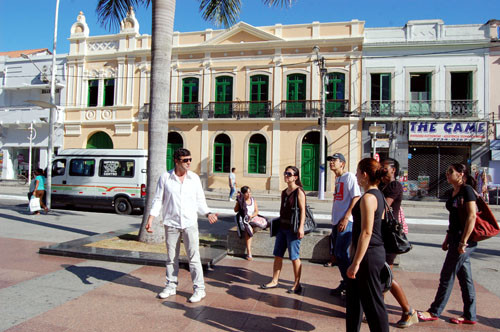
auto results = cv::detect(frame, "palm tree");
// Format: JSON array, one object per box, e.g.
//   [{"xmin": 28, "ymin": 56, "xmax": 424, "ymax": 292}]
[{"xmin": 96, "ymin": 0, "xmax": 292, "ymax": 243}]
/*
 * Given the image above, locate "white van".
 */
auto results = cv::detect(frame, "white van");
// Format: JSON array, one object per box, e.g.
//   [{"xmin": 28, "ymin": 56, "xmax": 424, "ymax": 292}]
[{"xmin": 51, "ymin": 149, "xmax": 147, "ymax": 214}]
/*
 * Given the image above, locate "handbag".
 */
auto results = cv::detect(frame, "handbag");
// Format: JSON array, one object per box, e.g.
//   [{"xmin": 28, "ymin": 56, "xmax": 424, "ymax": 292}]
[
  {"xmin": 291, "ymin": 189, "xmax": 317, "ymax": 234},
  {"xmin": 382, "ymin": 198, "xmax": 412, "ymax": 254},
  {"xmin": 470, "ymin": 192, "xmax": 500, "ymax": 242},
  {"xmin": 270, "ymin": 217, "xmax": 280, "ymax": 237},
  {"xmin": 249, "ymin": 215, "xmax": 270, "ymax": 229},
  {"xmin": 29, "ymin": 196, "xmax": 41, "ymax": 213}
]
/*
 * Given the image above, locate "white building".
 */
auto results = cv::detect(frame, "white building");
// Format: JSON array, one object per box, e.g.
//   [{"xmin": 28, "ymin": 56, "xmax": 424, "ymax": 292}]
[
  {"xmin": 361, "ymin": 20, "xmax": 492, "ymax": 198},
  {"xmin": 0, "ymin": 49, "xmax": 66, "ymax": 180}
]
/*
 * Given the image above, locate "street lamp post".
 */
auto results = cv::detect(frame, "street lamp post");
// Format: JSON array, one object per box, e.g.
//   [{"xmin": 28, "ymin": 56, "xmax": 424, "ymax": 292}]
[
  {"xmin": 45, "ymin": 0, "xmax": 60, "ymax": 209},
  {"xmin": 313, "ymin": 46, "xmax": 327, "ymax": 200}
]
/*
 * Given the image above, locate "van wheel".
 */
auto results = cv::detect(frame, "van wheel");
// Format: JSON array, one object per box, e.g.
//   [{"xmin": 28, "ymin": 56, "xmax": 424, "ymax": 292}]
[{"xmin": 114, "ymin": 197, "xmax": 132, "ymax": 215}]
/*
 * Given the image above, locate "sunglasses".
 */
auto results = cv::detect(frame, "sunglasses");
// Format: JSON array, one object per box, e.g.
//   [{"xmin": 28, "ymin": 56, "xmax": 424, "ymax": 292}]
[
  {"xmin": 283, "ymin": 171, "xmax": 295, "ymax": 177},
  {"xmin": 179, "ymin": 158, "xmax": 192, "ymax": 163}
]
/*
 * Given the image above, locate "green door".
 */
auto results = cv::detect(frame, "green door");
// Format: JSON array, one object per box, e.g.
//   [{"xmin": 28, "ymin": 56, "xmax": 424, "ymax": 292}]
[
  {"xmin": 325, "ymin": 73, "xmax": 345, "ymax": 117},
  {"xmin": 166, "ymin": 143, "xmax": 182, "ymax": 170},
  {"xmin": 86, "ymin": 132, "xmax": 113, "ymax": 149},
  {"xmin": 286, "ymin": 74, "xmax": 306, "ymax": 117},
  {"xmin": 181, "ymin": 77, "xmax": 199, "ymax": 118},
  {"xmin": 301, "ymin": 143, "xmax": 318, "ymax": 191},
  {"xmin": 215, "ymin": 76, "xmax": 233, "ymax": 118},
  {"xmin": 371, "ymin": 73, "xmax": 391, "ymax": 115},
  {"xmin": 249, "ymin": 75, "xmax": 269, "ymax": 117}
]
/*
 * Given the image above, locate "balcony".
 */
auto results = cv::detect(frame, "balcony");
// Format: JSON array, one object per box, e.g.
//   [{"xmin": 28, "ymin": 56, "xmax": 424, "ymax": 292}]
[
  {"xmin": 277, "ymin": 100, "xmax": 352, "ymax": 118},
  {"xmin": 169, "ymin": 102, "xmax": 202, "ymax": 119},
  {"xmin": 207, "ymin": 101, "xmax": 272, "ymax": 119},
  {"xmin": 361, "ymin": 100, "xmax": 478, "ymax": 118}
]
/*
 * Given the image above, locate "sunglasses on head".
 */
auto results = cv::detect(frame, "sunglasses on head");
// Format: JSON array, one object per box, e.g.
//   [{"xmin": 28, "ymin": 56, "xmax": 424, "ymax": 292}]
[
  {"xmin": 178, "ymin": 158, "xmax": 192, "ymax": 163},
  {"xmin": 283, "ymin": 171, "xmax": 295, "ymax": 177}
]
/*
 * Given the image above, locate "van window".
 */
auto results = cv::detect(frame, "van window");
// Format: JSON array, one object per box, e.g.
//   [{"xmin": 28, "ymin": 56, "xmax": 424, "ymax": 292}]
[
  {"xmin": 99, "ymin": 160, "xmax": 135, "ymax": 178},
  {"xmin": 52, "ymin": 159, "xmax": 66, "ymax": 176},
  {"xmin": 70, "ymin": 159, "xmax": 95, "ymax": 176}
]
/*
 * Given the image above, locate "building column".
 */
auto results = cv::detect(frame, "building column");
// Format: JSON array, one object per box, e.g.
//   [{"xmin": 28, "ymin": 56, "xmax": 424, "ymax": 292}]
[
  {"xmin": 126, "ymin": 57, "xmax": 135, "ymax": 105},
  {"xmin": 270, "ymin": 61, "xmax": 283, "ymax": 191},
  {"xmin": 201, "ymin": 122, "xmax": 209, "ymax": 188},
  {"xmin": 117, "ymin": 57, "xmax": 125, "ymax": 105}
]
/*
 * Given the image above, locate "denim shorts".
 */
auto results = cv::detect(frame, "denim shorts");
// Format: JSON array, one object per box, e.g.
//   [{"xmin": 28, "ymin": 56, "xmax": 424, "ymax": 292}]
[{"xmin": 273, "ymin": 228, "xmax": 302, "ymax": 260}]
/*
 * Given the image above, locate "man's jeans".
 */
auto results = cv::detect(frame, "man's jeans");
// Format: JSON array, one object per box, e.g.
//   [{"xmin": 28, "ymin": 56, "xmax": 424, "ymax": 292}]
[
  {"xmin": 164, "ymin": 225, "xmax": 205, "ymax": 291},
  {"xmin": 332, "ymin": 221, "xmax": 353, "ymax": 285},
  {"xmin": 429, "ymin": 236, "xmax": 477, "ymax": 321},
  {"xmin": 229, "ymin": 186, "xmax": 235, "ymax": 199}
]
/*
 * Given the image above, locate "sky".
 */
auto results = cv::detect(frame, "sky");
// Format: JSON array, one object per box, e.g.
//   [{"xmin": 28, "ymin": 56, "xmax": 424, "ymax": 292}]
[{"xmin": 1, "ymin": 0, "xmax": 499, "ymax": 54}]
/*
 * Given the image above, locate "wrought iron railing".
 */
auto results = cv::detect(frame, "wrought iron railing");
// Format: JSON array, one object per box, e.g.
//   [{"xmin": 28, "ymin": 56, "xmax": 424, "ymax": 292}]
[
  {"xmin": 361, "ymin": 100, "xmax": 478, "ymax": 118},
  {"xmin": 207, "ymin": 101, "xmax": 272, "ymax": 119},
  {"xmin": 169, "ymin": 102, "xmax": 202, "ymax": 119},
  {"xmin": 277, "ymin": 99, "xmax": 352, "ymax": 118}
]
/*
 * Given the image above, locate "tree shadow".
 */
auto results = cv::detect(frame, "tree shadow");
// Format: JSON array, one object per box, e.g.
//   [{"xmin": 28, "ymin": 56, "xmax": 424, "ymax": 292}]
[
  {"xmin": 163, "ymin": 301, "xmax": 316, "ymax": 332},
  {"xmin": 61, "ymin": 264, "xmax": 162, "ymax": 294},
  {"xmin": 0, "ymin": 212, "xmax": 98, "ymax": 236},
  {"xmin": 206, "ymin": 265, "xmax": 345, "ymax": 319}
]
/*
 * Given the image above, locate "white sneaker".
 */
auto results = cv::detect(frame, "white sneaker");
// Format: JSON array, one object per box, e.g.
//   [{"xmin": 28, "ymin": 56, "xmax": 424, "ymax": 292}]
[
  {"xmin": 229, "ymin": 198, "xmax": 235, "ymax": 201},
  {"xmin": 188, "ymin": 289, "xmax": 206, "ymax": 303},
  {"xmin": 158, "ymin": 286, "xmax": 176, "ymax": 299}
]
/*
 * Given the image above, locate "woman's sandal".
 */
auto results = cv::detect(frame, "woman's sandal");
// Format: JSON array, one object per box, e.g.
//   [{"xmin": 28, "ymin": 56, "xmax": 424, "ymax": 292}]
[
  {"xmin": 397, "ymin": 309, "xmax": 419, "ymax": 328},
  {"xmin": 259, "ymin": 283, "xmax": 278, "ymax": 290},
  {"xmin": 417, "ymin": 311, "xmax": 438, "ymax": 322},
  {"xmin": 245, "ymin": 255, "xmax": 253, "ymax": 261},
  {"xmin": 449, "ymin": 316, "xmax": 476, "ymax": 325}
]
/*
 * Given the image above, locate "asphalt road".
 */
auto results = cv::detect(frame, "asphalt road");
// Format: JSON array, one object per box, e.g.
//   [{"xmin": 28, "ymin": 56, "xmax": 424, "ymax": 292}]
[{"xmin": 1, "ymin": 195, "xmax": 499, "ymax": 299}]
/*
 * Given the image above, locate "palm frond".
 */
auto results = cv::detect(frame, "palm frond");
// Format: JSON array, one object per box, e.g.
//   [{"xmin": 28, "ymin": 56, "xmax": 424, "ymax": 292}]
[
  {"xmin": 262, "ymin": 0, "xmax": 295, "ymax": 8},
  {"xmin": 96, "ymin": 0, "xmax": 151, "ymax": 31},
  {"xmin": 198, "ymin": 0, "xmax": 242, "ymax": 28}
]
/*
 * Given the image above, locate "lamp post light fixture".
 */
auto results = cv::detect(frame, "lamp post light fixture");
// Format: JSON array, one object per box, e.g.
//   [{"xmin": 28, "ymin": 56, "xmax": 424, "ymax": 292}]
[{"xmin": 313, "ymin": 45, "xmax": 328, "ymax": 200}]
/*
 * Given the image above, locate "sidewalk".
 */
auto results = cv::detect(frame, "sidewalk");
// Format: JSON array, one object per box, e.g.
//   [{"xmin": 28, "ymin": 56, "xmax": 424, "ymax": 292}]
[{"xmin": 2, "ymin": 236, "xmax": 500, "ymax": 332}]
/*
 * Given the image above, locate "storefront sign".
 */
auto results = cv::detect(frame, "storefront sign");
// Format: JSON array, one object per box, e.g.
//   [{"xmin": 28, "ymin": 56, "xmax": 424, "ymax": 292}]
[{"xmin": 409, "ymin": 121, "xmax": 486, "ymax": 142}]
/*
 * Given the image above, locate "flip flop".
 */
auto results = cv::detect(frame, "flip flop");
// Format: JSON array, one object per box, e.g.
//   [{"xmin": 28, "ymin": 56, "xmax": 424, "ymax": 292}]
[
  {"xmin": 450, "ymin": 317, "xmax": 476, "ymax": 325},
  {"xmin": 417, "ymin": 311, "xmax": 438, "ymax": 321}
]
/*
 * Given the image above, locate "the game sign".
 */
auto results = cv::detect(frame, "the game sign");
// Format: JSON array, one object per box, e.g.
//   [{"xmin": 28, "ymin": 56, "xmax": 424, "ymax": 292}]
[{"xmin": 409, "ymin": 121, "xmax": 486, "ymax": 142}]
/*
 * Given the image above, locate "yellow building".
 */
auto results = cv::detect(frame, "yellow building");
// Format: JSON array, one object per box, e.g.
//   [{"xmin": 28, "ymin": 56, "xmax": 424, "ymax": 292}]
[{"xmin": 64, "ymin": 9, "xmax": 364, "ymax": 193}]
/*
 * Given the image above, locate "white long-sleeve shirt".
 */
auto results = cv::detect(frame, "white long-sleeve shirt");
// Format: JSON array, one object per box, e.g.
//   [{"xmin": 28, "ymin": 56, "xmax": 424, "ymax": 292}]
[{"xmin": 149, "ymin": 170, "xmax": 210, "ymax": 229}]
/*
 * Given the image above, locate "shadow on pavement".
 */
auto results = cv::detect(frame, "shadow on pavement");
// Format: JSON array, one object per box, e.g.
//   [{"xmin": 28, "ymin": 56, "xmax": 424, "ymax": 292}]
[
  {"xmin": 0, "ymin": 212, "xmax": 98, "ymax": 236},
  {"xmin": 62, "ymin": 264, "xmax": 162, "ymax": 294},
  {"xmin": 411, "ymin": 241, "xmax": 500, "ymax": 257}
]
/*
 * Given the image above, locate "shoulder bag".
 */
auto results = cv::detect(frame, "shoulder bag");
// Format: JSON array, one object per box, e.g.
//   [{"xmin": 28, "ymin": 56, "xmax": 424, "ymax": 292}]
[
  {"xmin": 382, "ymin": 198, "xmax": 412, "ymax": 254},
  {"xmin": 468, "ymin": 190, "xmax": 500, "ymax": 242},
  {"xmin": 291, "ymin": 189, "xmax": 317, "ymax": 234}
]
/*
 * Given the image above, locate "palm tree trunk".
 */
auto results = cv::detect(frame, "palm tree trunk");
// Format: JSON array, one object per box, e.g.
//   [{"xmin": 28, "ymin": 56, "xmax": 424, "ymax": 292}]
[{"xmin": 138, "ymin": 0, "xmax": 175, "ymax": 243}]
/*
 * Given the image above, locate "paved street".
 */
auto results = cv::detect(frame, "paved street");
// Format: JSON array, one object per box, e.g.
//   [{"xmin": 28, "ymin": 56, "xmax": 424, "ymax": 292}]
[{"xmin": 1, "ymin": 183, "xmax": 500, "ymax": 331}]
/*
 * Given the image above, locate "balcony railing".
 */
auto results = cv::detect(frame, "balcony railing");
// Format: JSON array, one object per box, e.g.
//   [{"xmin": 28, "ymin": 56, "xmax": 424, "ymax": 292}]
[
  {"xmin": 169, "ymin": 102, "xmax": 202, "ymax": 119},
  {"xmin": 277, "ymin": 100, "xmax": 352, "ymax": 118},
  {"xmin": 362, "ymin": 100, "xmax": 478, "ymax": 118},
  {"xmin": 207, "ymin": 101, "xmax": 272, "ymax": 119}
]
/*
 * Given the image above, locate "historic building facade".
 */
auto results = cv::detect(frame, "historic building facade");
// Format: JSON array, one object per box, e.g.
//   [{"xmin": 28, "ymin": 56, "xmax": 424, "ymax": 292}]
[
  {"xmin": 0, "ymin": 49, "xmax": 66, "ymax": 180},
  {"xmin": 361, "ymin": 20, "xmax": 491, "ymax": 198},
  {"xmin": 64, "ymin": 10, "xmax": 364, "ymax": 192}
]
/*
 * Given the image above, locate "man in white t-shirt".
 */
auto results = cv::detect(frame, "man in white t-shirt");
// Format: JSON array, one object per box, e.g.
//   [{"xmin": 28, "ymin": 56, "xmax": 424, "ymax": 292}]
[
  {"xmin": 228, "ymin": 168, "xmax": 236, "ymax": 201},
  {"xmin": 327, "ymin": 153, "xmax": 360, "ymax": 296}
]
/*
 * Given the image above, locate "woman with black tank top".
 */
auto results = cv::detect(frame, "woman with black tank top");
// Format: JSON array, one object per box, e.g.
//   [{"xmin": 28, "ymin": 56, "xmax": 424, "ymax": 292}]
[
  {"xmin": 346, "ymin": 158, "xmax": 389, "ymax": 332},
  {"xmin": 260, "ymin": 166, "xmax": 306, "ymax": 294}
]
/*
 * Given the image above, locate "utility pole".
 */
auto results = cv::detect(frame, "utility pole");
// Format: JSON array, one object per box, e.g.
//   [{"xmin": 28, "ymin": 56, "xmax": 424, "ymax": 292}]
[{"xmin": 313, "ymin": 46, "xmax": 327, "ymax": 200}]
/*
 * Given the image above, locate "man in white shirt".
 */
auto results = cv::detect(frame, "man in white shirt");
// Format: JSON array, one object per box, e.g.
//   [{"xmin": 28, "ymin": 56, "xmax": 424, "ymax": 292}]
[
  {"xmin": 228, "ymin": 167, "xmax": 236, "ymax": 201},
  {"xmin": 327, "ymin": 153, "xmax": 360, "ymax": 297},
  {"xmin": 146, "ymin": 148, "xmax": 218, "ymax": 303}
]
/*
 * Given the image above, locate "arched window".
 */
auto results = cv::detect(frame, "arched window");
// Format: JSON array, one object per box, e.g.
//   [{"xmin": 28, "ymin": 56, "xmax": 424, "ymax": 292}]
[
  {"xmin": 248, "ymin": 134, "xmax": 266, "ymax": 174},
  {"xmin": 166, "ymin": 132, "xmax": 183, "ymax": 170},
  {"xmin": 86, "ymin": 131, "xmax": 113, "ymax": 149},
  {"xmin": 213, "ymin": 134, "xmax": 231, "ymax": 173}
]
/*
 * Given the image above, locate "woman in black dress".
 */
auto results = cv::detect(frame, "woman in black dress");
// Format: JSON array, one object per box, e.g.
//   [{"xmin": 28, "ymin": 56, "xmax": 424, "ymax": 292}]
[{"xmin": 346, "ymin": 158, "xmax": 389, "ymax": 332}]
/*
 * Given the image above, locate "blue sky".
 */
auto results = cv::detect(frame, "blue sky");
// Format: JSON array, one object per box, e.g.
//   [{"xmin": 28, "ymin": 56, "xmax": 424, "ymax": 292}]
[{"xmin": 1, "ymin": 0, "xmax": 498, "ymax": 54}]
